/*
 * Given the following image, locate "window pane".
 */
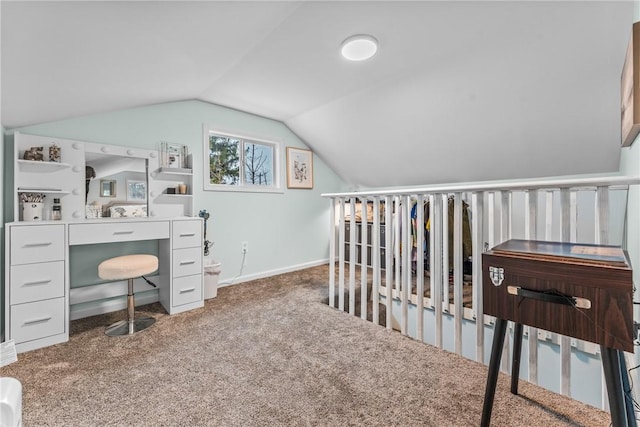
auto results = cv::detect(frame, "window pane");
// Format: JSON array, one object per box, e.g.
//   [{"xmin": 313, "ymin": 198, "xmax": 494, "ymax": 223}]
[
  {"xmin": 209, "ymin": 135, "xmax": 240, "ymax": 185},
  {"xmin": 244, "ymin": 141, "xmax": 274, "ymax": 186}
]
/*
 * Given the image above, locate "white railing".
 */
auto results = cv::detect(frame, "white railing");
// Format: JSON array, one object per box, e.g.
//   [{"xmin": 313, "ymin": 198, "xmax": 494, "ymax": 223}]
[{"xmin": 323, "ymin": 174, "xmax": 640, "ymax": 409}]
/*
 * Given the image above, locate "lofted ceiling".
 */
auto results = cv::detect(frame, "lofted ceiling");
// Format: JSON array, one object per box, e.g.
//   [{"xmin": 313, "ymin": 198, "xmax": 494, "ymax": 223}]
[{"xmin": 1, "ymin": 1, "xmax": 634, "ymax": 188}]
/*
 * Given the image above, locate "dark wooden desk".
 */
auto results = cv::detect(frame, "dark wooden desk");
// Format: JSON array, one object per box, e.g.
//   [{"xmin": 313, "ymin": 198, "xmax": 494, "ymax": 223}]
[{"xmin": 480, "ymin": 239, "xmax": 635, "ymax": 427}]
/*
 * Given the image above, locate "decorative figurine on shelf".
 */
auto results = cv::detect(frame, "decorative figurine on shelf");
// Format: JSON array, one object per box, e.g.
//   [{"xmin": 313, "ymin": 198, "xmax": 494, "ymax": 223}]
[
  {"xmin": 49, "ymin": 144, "xmax": 61, "ymax": 162},
  {"xmin": 23, "ymin": 147, "xmax": 44, "ymax": 161}
]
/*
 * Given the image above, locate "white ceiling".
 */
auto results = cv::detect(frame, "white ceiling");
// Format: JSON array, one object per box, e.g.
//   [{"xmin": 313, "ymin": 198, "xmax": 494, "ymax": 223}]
[{"xmin": 1, "ymin": 1, "xmax": 634, "ymax": 188}]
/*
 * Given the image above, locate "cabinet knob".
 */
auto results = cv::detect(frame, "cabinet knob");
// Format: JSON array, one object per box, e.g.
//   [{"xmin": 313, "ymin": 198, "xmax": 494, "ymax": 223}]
[
  {"xmin": 127, "ymin": 149, "xmax": 135, "ymax": 156},
  {"xmin": 72, "ymin": 211, "xmax": 82, "ymax": 218},
  {"xmin": 149, "ymin": 152, "xmax": 157, "ymax": 158},
  {"xmin": 72, "ymin": 166, "xmax": 82, "ymax": 173},
  {"xmin": 72, "ymin": 143, "xmax": 83, "ymax": 150},
  {"xmin": 101, "ymin": 146, "xmax": 109, "ymax": 153},
  {"xmin": 150, "ymin": 191, "xmax": 156, "ymax": 197},
  {"xmin": 72, "ymin": 188, "xmax": 81, "ymax": 195}
]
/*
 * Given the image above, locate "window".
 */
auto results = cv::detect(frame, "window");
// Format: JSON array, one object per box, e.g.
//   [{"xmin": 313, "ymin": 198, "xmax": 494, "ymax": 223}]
[{"xmin": 204, "ymin": 128, "xmax": 281, "ymax": 192}]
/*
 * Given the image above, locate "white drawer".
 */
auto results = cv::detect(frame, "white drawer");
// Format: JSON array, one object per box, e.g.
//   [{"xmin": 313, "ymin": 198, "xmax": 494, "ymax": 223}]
[
  {"xmin": 172, "ymin": 247, "xmax": 202, "ymax": 278},
  {"xmin": 172, "ymin": 220, "xmax": 202, "ymax": 249},
  {"xmin": 10, "ymin": 261, "xmax": 65, "ymax": 304},
  {"xmin": 11, "ymin": 224, "xmax": 65, "ymax": 265},
  {"xmin": 172, "ymin": 274, "xmax": 203, "ymax": 307},
  {"xmin": 11, "ymin": 298, "xmax": 65, "ymax": 343},
  {"xmin": 69, "ymin": 221, "xmax": 169, "ymax": 245}
]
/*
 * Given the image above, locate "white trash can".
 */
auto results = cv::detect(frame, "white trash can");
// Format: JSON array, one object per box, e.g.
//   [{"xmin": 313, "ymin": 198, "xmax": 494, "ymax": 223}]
[{"xmin": 204, "ymin": 260, "xmax": 222, "ymax": 299}]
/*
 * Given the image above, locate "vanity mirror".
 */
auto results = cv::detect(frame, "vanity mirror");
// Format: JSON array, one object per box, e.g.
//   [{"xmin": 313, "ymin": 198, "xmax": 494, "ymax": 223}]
[{"xmin": 85, "ymin": 148, "xmax": 149, "ymax": 218}]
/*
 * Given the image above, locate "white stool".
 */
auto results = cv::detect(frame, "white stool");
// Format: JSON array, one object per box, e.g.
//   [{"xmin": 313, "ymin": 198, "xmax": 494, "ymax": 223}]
[
  {"xmin": 0, "ymin": 377, "xmax": 22, "ymax": 427},
  {"xmin": 98, "ymin": 254, "xmax": 158, "ymax": 336}
]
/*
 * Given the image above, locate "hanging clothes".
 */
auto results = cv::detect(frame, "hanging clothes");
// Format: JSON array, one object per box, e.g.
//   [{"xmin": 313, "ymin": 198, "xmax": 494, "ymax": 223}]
[{"xmin": 411, "ymin": 197, "xmax": 472, "ymax": 271}]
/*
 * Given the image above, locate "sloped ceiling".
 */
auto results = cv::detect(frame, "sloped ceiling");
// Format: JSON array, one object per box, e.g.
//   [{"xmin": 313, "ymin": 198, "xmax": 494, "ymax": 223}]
[{"xmin": 1, "ymin": 1, "xmax": 634, "ymax": 188}]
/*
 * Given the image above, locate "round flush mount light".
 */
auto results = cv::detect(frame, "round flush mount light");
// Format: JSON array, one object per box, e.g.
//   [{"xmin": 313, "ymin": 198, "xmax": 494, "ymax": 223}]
[{"xmin": 340, "ymin": 34, "xmax": 378, "ymax": 61}]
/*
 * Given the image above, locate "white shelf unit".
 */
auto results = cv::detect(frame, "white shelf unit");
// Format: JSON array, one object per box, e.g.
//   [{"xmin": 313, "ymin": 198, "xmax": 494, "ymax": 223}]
[
  {"xmin": 17, "ymin": 159, "xmax": 72, "ymax": 172},
  {"xmin": 14, "ymin": 134, "xmax": 85, "ymax": 221},
  {"xmin": 150, "ymin": 162, "xmax": 194, "ymax": 217}
]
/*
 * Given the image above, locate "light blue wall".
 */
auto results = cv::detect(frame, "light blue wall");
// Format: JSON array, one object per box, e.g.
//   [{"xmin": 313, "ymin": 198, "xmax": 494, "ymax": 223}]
[{"xmin": 6, "ymin": 100, "xmax": 346, "ymax": 287}]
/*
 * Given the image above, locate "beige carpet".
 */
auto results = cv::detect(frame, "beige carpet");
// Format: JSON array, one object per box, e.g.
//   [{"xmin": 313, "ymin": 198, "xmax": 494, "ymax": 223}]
[{"xmin": 0, "ymin": 264, "xmax": 610, "ymax": 426}]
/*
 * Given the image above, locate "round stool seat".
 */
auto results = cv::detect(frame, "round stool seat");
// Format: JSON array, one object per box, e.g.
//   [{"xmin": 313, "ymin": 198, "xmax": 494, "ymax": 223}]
[{"xmin": 98, "ymin": 254, "xmax": 158, "ymax": 280}]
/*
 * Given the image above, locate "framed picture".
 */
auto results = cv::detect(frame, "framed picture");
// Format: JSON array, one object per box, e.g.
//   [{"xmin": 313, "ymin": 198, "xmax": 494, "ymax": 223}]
[
  {"xmin": 100, "ymin": 179, "xmax": 116, "ymax": 197},
  {"xmin": 286, "ymin": 147, "xmax": 313, "ymax": 189},
  {"xmin": 126, "ymin": 179, "xmax": 147, "ymax": 201},
  {"xmin": 621, "ymin": 22, "xmax": 640, "ymax": 147}
]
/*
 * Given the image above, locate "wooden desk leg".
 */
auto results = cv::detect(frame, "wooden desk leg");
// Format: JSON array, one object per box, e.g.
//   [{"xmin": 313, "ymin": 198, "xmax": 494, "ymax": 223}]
[
  {"xmin": 618, "ymin": 351, "xmax": 638, "ymax": 427},
  {"xmin": 481, "ymin": 318, "xmax": 508, "ymax": 427},
  {"xmin": 600, "ymin": 346, "xmax": 629, "ymax": 427},
  {"xmin": 511, "ymin": 323, "xmax": 523, "ymax": 395}
]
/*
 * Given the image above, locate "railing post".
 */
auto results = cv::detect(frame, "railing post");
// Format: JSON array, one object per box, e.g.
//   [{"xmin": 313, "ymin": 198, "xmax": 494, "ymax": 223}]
[
  {"xmin": 372, "ymin": 197, "xmax": 381, "ymax": 325},
  {"xmin": 560, "ymin": 188, "xmax": 572, "ymax": 397},
  {"xmin": 329, "ymin": 197, "xmax": 336, "ymax": 308},
  {"xmin": 349, "ymin": 197, "xmax": 357, "ymax": 315},
  {"xmin": 338, "ymin": 198, "xmax": 346, "ymax": 311},
  {"xmin": 385, "ymin": 196, "xmax": 393, "ymax": 330},
  {"xmin": 360, "ymin": 197, "xmax": 369, "ymax": 321},
  {"xmin": 499, "ymin": 191, "xmax": 511, "ymax": 373},
  {"xmin": 472, "ymin": 191, "xmax": 484, "ymax": 363},
  {"xmin": 595, "ymin": 186, "xmax": 610, "ymax": 411},
  {"xmin": 416, "ymin": 194, "xmax": 425, "ymax": 343},
  {"xmin": 433, "ymin": 193, "xmax": 444, "ymax": 348},
  {"xmin": 401, "ymin": 195, "xmax": 411, "ymax": 335},
  {"xmin": 525, "ymin": 189, "xmax": 538, "ymax": 384},
  {"xmin": 453, "ymin": 192, "xmax": 463, "ymax": 356}
]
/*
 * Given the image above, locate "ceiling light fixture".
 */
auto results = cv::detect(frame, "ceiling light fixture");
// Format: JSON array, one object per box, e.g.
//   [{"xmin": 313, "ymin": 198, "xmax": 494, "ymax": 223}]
[{"xmin": 341, "ymin": 34, "xmax": 378, "ymax": 61}]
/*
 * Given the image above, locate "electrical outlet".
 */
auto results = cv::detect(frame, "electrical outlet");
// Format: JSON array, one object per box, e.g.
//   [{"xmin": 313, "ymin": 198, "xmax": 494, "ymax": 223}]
[{"xmin": 241, "ymin": 241, "xmax": 249, "ymax": 254}]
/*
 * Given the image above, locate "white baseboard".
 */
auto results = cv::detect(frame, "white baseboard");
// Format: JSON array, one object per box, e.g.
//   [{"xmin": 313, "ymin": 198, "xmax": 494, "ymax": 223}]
[{"xmin": 217, "ymin": 258, "xmax": 328, "ymax": 288}]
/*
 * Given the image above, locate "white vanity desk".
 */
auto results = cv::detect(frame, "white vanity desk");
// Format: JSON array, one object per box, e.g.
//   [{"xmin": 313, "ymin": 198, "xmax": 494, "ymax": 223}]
[
  {"xmin": 5, "ymin": 133, "xmax": 203, "ymax": 353},
  {"xmin": 5, "ymin": 217, "xmax": 204, "ymax": 354}
]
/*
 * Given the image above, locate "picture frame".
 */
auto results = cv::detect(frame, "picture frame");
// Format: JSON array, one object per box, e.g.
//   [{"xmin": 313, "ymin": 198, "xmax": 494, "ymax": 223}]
[
  {"xmin": 100, "ymin": 179, "xmax": 116, "ymax": 198},
  {"xmin": 126, "ymin": 179, "xmax": 147, "ymax": 201},
  {"xmin": 621, "ymin": 22, "xmax": 640, "ymax": 147},
  {"xmin": 286, "ymin": 147, "xmax": 313, "ymax": 189}
]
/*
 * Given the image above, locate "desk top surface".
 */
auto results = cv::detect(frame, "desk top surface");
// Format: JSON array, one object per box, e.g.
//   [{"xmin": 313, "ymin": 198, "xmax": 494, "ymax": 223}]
[{"xmin": 490, "ymin": 239, "xmax": 630, "ymax": 269}]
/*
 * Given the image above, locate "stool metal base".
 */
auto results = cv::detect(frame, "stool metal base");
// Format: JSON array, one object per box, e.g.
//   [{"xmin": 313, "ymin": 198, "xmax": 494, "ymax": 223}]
[{"xmin": 105, "ymin": 316, "xmax": 156, "ymax": 337}]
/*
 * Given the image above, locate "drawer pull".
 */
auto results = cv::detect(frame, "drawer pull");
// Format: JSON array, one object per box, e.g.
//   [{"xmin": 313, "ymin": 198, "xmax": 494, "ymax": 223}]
[
  {"xmin": 179, "ymin": 232, "xmax": 196, "ymax": 237},
  {"xmin": 22, "ymin": 279, "xmax": 52, "ymax": 286},
  {"xmin": 23, "ymin": 316, "xmax": 52, "ymax": 325},
  {"xmin": 179, "ymin": 287, "xmax": 196, "ymax": 294},
  {"xmin": 24, "ymin": 242, "xmax": 52, "ymax": 247},
  {"xmin": 179, "ymin": 260, "xmax": 196, "ymax": 265},
  {"xmin": 113, "ymin": 230, "xmax": 134, "ymax": 235}
]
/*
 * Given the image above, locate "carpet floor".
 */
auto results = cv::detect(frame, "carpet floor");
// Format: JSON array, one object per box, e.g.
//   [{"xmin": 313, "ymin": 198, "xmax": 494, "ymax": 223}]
[{"xmin": 0, "ymin": 264, "xmax": 611, "ymax": 426}]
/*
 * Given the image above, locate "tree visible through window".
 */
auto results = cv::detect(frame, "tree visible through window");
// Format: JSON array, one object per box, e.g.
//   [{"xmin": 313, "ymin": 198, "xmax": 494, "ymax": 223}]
[{"xmin": 205, "ymin": 130, "xmax": 280, "ymax": 192}]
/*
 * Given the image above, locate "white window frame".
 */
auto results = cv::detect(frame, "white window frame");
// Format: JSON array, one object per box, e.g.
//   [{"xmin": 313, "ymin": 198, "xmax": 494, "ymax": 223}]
[{"xmin": 203, "ymin": 125, "xmax": 283, "ymax": 193}]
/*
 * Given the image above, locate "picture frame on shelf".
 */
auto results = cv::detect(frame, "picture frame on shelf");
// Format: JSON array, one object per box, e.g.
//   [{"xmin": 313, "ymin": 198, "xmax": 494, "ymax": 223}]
[
  {"xmin": 160, "ymin": 141, "xmax": 189, "ymax": 168},
  {"xmin": 286, "ymin": 147, "xmax": 313, "ymax": 189}
]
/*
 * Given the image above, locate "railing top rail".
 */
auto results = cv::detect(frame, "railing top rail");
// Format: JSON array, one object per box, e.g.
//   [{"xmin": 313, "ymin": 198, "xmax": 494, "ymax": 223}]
[{"xmin": 322, "ymin": 174, "xmax": 640, "ymax": 198}]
